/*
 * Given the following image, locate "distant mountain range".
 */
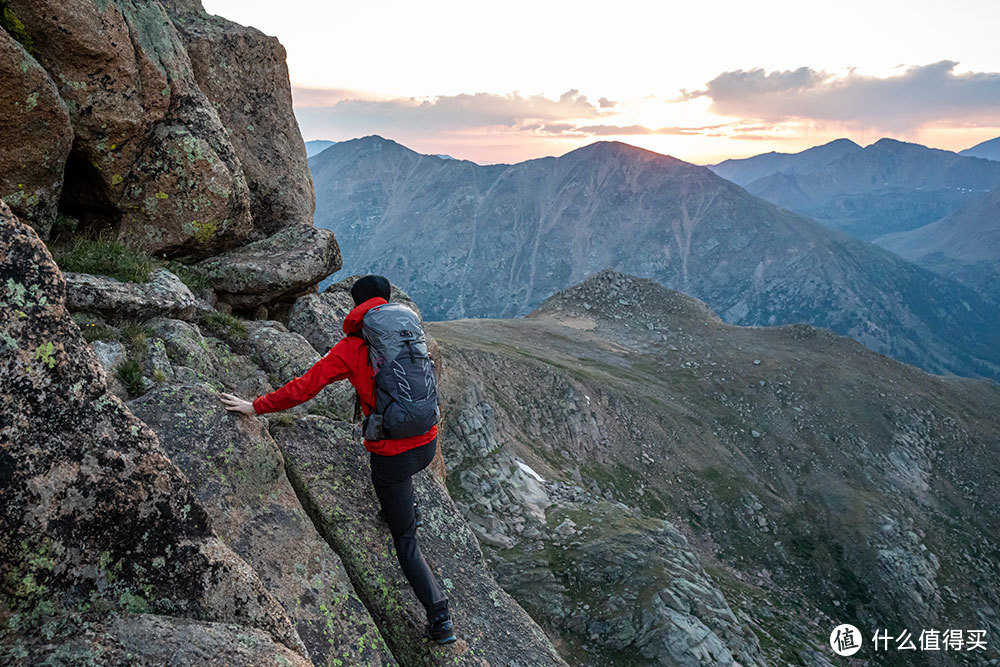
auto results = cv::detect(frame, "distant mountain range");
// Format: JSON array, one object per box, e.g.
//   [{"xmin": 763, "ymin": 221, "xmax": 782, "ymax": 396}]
[
  {"xmin": 876, "ymin": 183, "xmax": 1000, "ymax": 301},
  {"xmin": 709, "ymin": 138, "xmax": 861, "ymax": 187},
  {"xmin": 960, "ymin": 136, "xmax": 1000, "ymax": 161},
  {"xmin": 310, "ymin": 135, "xmax": 1000, "ymax": 379},
  {"xmin": 305, "ymin": 139, "xmax": 337, "ymax": 157},
  {"xmin": 709, "ymin": 137, "xmax": 1000, "ymax": 240}
]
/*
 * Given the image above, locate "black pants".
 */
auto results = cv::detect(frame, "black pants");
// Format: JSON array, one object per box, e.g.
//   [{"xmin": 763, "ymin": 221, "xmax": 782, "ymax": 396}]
[{"xmin": 370, "ymin": 438, "xmax": 448, "ymax": 616}]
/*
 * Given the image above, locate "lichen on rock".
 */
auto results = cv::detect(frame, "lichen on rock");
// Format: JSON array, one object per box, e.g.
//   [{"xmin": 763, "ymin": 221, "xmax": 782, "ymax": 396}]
[
  {"xmin": 275, "ymin": 415, "xmax": 567, "ymax": 666},
  {"xmin": 0, "ymin": 200, "xmax": 306, "ymax": 661},
  {"xmin": 165, "ymin": 0, "xmax": 316, "ymax": 237},
  {"xmin": 129, "ymin": 381, "xmax": 395, "ymax": 666},
  {"xmin": 64, "ymin": 267, "xmax": 203, "ymax": 321},
  {"xmin": 193, "ymin": 223, "xmax": 342, "ymax": 311},
  {"xmin": 0, "ymin": 29, "xmax": 73, "ymax": 236}
]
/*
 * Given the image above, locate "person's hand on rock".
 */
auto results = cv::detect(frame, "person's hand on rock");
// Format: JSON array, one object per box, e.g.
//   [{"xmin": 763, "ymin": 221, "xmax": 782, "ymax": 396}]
[{"xmin": 219, "ymin": 392, "xmax": 256, "ymax": 416}]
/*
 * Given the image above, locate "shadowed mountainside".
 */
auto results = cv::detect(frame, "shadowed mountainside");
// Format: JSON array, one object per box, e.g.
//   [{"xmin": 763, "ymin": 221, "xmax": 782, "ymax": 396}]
[
  {"xmin": 877, "ymin": 184, "xmax": 1000, "ymax": 301},
  {"xmin": 311, "ymin": 135, "xmax": 1000, "ymax": 380},
  {"xmin": 960, "ymin": 136, "xmax": 1000, "ymax": 162}
]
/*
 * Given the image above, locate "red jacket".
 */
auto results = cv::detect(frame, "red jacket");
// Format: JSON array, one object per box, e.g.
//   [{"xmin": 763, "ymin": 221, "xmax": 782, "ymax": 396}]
[{"xmin": 252, "ymin": 296, "xmax": 438, "ymax": 455}]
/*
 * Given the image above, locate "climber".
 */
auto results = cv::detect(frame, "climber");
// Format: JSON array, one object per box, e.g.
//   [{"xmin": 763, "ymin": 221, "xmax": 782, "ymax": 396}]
[{"xmin": 218, "ymin": 275, "xmax": 456, "ymax": 645}]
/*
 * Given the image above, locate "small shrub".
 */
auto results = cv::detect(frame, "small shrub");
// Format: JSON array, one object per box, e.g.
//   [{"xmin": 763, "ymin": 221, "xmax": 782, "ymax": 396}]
[
  {"xmin": 51, "ymin": 232, "xmax": 154, "ymax": 283},
  {"xmin": 200, "ymin": 311, "xmax": 248, "ymax": 341},
  {"xmin": 116, "ymin": 358, "xmax": 146, "ymax": 398}
]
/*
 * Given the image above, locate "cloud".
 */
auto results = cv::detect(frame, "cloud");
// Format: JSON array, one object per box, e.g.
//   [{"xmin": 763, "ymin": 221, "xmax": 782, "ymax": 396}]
[
  {"xmin": 681, "ymin": 61, "xmax": 1000, "ymax": 130},
  {"xmin": 598, "ymin": 97, "xmax": 618, "ymax": 108},
  {"xmin": 294, "ymin": 88, "xmax": 608, "ymax": 137},
  {"xmin": 567, "ymin": 123, "xmax": 730, "ymax": 136},
  {"xmin": 291, "ymin": 87, "xmax": 357, "ymax": 107}
]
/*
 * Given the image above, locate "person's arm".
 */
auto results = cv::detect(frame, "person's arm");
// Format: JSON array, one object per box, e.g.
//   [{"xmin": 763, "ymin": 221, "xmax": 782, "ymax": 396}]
[
  {"xmin": 252, "ymin": 343, "xmax": 353, "ymax": 414},
  {"xmin": 219, "ymin": 340, "xmax": 352, "ymax": 415}
]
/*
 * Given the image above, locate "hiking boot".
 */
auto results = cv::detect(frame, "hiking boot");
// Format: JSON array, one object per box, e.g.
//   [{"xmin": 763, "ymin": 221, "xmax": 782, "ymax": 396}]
[{"xmin": 427, "ymin": 607, "xmax": 456, "ymax": 645}]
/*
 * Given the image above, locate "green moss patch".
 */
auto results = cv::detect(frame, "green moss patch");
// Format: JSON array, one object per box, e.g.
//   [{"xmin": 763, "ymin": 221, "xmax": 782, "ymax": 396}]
[{"xmin": 1, "ymin": 2, "xmax": 34, "ymax": 54}]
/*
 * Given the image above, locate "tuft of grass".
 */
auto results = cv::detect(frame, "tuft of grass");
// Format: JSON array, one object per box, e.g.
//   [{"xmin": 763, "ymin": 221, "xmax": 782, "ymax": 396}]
[
  {"xmin": 161, "ymin": 260, "xmax": 212, "ymax": 291},
  {"xmin": 72, "ymin": 313, "xmax": 118, "ymax": 343},
  {"xmin": 268, "ymin": 414, "xmax": 295, "ymax": 429},
  {"xmin": 51, "ymin": 232, "xmax": 154, "ymax": 283},
  {"xmin": 50, "ymin": 232, "xmax": 212, "ymax": 292},
  {"xmin": 200, "ymin": 311, "xmax": 247, "ymax": 340},
  {"xmin": 118, "ymin": 321, "xmax": 152, "ymax": 351},
  {"xmin": 116, "ymin": 358, "xmax": 146, "ymax": 398}
]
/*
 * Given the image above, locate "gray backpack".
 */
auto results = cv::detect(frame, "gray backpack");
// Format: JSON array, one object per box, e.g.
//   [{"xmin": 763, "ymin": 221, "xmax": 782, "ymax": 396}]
[{"xmin": 360, "ymin": 302, "xmax": 439, "ymax": 441}]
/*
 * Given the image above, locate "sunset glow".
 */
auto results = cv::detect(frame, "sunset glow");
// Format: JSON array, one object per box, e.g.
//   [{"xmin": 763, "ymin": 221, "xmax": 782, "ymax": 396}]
[{"xmin": 203, "ymin": 0, "xmax": 1000, "ymax": 164}]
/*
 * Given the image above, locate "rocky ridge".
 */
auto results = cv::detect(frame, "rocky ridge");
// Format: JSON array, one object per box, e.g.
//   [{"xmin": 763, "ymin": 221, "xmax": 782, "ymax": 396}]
[
  {"xmin": 429, "ymin": 270, "xmax": 1000, "ymax": 666},
  {"xmin": 1, "ymin": 201, "xmax": 566, "ymax": 665},
  {"xmin": 0, "ymin": 203, "xmax": 308, "ymax": 663},
  {"xmin": 1, "ymin": 2, "xmax": 564, "ymax": 664}
]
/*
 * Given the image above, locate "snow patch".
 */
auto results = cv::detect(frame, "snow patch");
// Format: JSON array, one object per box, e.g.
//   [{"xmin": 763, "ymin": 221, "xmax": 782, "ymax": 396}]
[{"xmin": 516, "ymin": 460, "xmax": 545, "ymax": 483}]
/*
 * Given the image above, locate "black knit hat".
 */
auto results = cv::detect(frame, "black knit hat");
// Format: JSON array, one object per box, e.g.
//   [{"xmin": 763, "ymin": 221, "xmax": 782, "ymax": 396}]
[{"xmin": 350, "ymin": 275, "xmax": 391, "ymax": 306}]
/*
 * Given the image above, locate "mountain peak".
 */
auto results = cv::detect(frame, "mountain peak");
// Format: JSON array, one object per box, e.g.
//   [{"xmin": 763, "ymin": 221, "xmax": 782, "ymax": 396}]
[
  {"xmin": 825, "ymin": 137, "xmax": 863, "ymax": 149},
  {"xmin": 310, "ymin": 135, "xmax": 420, "ymax": 165},
  {"xmin": 305, "ymin": 139, "xmax": 337, "ymax": 158},
  {"xmin": 565, "ymin": 140, "xmax": 675, "ymax": 161},
  {"xmin": 867, "ymin": 137, "xmax": 928, "ymax": 151},
  {"xmin": 709, "ymin": 137, "xmax": 862, "ymax": 186},
  {"xmin": 531, "ymin": 269, "xmax": 721, "ymax": 328}
]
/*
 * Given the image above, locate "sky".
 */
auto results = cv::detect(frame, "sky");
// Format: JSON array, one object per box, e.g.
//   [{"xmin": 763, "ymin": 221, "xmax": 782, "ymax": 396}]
[{"xmin": 203, "ymin": 0, "xmax": 1000, "ymax": 165}]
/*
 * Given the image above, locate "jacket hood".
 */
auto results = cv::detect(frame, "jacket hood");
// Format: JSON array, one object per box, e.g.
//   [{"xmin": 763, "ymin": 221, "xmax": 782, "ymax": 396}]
[{"xmin": 343, "ymin": 296, "xmax": 388, "ymax": 334}]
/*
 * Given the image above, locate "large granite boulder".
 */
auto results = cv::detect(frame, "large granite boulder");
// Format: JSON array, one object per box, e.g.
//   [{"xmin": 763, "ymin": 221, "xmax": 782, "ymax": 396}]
[
  {"xmin": 7, "ymin": 614, "xmax": 312, "ymax": 666},
  {"xmin": 0, "ymin": 29, "xmax": 73, "ymax": 236},
  {"xmin": 145, "ymin": 317, "xmax": 272, "ymax": 398},
  {"xmin": 245, "ymin": 320, "xmax": 355, "ymax": 420},
  {"xmin": 130, "ymin": 382, "xmax": 396, "ymax": 666},
  {"xmin": 289, "ymin": 275, "xmax": 422, "ymax": 356},
  {"xmin": 0, "ymin": 202, "xmax": 305, "ymax": 658},
  {"xmin": 194, "ymin": 224, "xmax": 342, "ymax": 310},
  {"xmin": 165, "ymin": 0, "xmax": 316, "ymax": 236},
  {"xmin": 274, "ymin": 415, "xmax": 567, "ymax": 666},
  {"xmin": 64, "ymin": 268, "xmax": 201, "ymax": 321},
  {"xmin": 6, "ymin": 0, "xmax": 254, "ymax": 258}
]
